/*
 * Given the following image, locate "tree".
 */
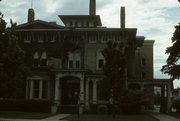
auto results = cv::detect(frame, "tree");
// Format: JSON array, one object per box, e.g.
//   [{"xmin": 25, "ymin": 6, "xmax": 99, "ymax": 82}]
[
  {"xmin": 0, "ymin": 12, "xmax": 26, "ymax": 98},
  {"xmin": 161, "ymin": 23, "xmax": 180, "ymax": 79},
  {"xmin": 100, "ymin": 41, "xmax": 128, "ymax": 100}
]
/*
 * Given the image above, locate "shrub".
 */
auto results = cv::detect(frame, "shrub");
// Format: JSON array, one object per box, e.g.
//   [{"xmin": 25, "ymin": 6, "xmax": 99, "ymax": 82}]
[
  {"xmin": 119, "ymin": 90, "xmax": 148, "ymax": 114},
  {"xmin": 0, "ymin": 99, "xmax": 51, "ymax": 113}
]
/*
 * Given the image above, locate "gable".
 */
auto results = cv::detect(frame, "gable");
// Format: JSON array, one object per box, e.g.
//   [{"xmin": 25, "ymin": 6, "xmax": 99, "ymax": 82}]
[{"xmin": 17, "ymin": 20, "xmax": 64, "ymax": 30}]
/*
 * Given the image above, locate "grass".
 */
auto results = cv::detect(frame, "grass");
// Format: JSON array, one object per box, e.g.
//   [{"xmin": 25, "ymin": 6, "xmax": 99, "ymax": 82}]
[
  {"xmin": 167, "ymin": 112, "xmax": 180, "ymax": 119},
  {"xmin": 62, "ymin": 114, "xmax": 159, "ymax": 121},
  {"xmin": 0, "ymin": 111, "xmax": 54, "ymax": 119}
]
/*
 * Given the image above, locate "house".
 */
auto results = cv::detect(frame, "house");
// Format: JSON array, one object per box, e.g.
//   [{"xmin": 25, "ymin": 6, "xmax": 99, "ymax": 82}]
[{"xmin": 16, "ymin": 0, "xmax": 173, "ymax": 113}]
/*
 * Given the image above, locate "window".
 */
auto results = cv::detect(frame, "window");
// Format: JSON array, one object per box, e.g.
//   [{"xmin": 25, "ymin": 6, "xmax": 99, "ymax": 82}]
[
  {"xmin": 87, "ymin": 21, "xmax": 89, "ymax": 27},
  {"xmin": 98, "ymin": 59, "xmax": 104, "ymax": 69},
  {"xmin": 40, "ymin": 52, "xmax": 47, "ymax": 66},
  {"xmin": 81, "ymin": 21, "xmax": 84, "ymax": 27},
  {"xmin": 69, "ymin": 60, "xmax": 73, "ymax": 68},
  {"xmin": 68, "ymin": 51, "xmax": 81, "ymax": 69},
  {"xmin": 33, "ymin": 80, "xmax": 40, "ymax": 98},
  {"xmin": 70, "ymin": 21, "xmax": 73, "ymax": 27},
  {"xmin": 101, "ymin": 34, "xmax": 107, "ymax": 43},
  {"xmin": 33, "ymin": 52, "xmax": 39, "ymax": 67},
  {"xmin": 76, "ymin": 60, "xmax": 80, "ymax": 69},
  {"xmin": 142, "ymin": 58, "xmax": 146, "ymax": 65},
  {"xmin": 50, "ymin": 35, "xmax": 56, "ymax": 42},
  {"xmin": 75, "ymin": 21, "xmax": 77, "ymax": 27},
  {"xmin": 38, "ymin": 35, "xmax": 43, "ymax": 43},
  {"xmin": 24, "ymin": 36, "xmax": 31, "ymax": 43},
  {"xmin": 42, "ymin": 80, "xmax": 48, "ymax": 99},
  {"xmin": 97, "ymin": 50, "xmax": 105, "ymax": 70},
  {"xmin": 89, "ymin": 35, "xmax": 96, "ymax": 43},
  {"xmin": 142, "ymin": 72, "xmax": 146, "ymax": 79}
]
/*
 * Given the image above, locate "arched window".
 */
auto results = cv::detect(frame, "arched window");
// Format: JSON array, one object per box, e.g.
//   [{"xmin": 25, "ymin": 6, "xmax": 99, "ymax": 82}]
[
  {"xmin": 33, "ymin": 52, "xmax": 39, "ymax": 67},
  {"xmin": 96, "ymin": 50, "xmax": 105, "ymax": 70}
]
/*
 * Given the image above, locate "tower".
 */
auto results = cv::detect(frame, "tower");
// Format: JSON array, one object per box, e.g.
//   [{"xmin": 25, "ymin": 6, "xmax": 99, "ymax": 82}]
[
  {"xmin": 120, "ymin": 7, "xmax": 125, "ymax": 28},
  {"xmin": 89, "ymin": 0, "xmax": 96, "ymax": 15},
  {"xmin": 27, "ymin": 8, "xmax": 35, "ymax": 23}
]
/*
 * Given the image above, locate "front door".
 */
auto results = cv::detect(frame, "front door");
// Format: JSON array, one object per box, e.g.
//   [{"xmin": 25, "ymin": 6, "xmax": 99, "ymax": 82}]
[{"xmin": 61, "ymin": 77, "xmax": 80, "ymax": 105}]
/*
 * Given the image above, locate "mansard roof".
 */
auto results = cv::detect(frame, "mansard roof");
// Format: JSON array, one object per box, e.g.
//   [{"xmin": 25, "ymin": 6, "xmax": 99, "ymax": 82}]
[{"xmin": 17, "ymin": 19, "xmax": 64, "ymax": 29}]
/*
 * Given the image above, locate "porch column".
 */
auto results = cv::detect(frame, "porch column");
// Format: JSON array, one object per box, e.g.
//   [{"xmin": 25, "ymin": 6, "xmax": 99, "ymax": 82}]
[
  {"xmin": 26, "ymin": 80, "xmax": 29, "ymax": 99},
  {"xmin": 79, "ymin": 76, "xmax": 85, "ymax": 114},
  {"xmin": 93, "ymin": 79, "xmax": 97, "ymax": 104},
  {"xmin": 51, "ymin": 75, "xmax": 60, "ymax": 114},
  {"xmin": 160, "ymin": 85, "xmax": 165, "ymax": 113},
  {"xmin": 54, "ymin": 76, "xmax": 60, "ymax": 103},
  {"xmin": 167, "ymin": 84, "xmax": 172, "ymax": 113},
  {"xmin": 39, "ymin": 80, "xmax": 43, "ymax": 99},
  {"xmin": 85, "ymin": 79, "xmax": 90, "ymax": 109},
  {"xmin": 80, "ymin": 77, "xmax": 84, "ymax": 101},
  {"xmin": 30, "ymin": 80, "xmax": 33, "ymax": 99}
]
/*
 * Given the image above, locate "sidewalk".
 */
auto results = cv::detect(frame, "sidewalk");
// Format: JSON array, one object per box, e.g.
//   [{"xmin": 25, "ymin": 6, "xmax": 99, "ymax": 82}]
[
  {"xmin": 151, "ymin": 113, "xmax": 179, "ymax": 121},
  {"xmin": 0, "ymin": 114, "xmax": 70, "ymax": 121}
]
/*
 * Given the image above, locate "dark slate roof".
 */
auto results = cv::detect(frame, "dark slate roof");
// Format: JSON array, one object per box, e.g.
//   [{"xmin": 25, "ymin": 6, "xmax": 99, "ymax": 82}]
[{"xmin": 59, "ymin": 15, "xmax": 102, "ymax": 26}]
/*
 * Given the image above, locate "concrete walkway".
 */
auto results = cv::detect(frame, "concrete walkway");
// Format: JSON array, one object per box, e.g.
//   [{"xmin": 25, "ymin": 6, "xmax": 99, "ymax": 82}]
[
  {"xmin": 151, "ymin": 113, "xmax": 179, "ymax": 121},
  {"xmin": 0, "ymin": 114, "xmax": 70, "ymax": 121}
]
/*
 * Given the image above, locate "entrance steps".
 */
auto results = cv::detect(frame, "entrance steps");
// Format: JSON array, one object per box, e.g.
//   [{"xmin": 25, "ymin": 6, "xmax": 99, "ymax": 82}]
[{"xmin": 57, "ymin": 105, "xmax": 78, "ymax": 114}]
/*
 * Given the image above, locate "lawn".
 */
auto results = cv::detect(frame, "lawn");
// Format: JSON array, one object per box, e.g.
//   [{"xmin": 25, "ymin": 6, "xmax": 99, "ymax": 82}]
[
  {"xmin": 0, "ymin": 111, "xmax": 54, "ymax": 119},
  {"xmin": 167, "ymin": 112, "xmax": 180, "ymax": 119},
  {"xmin": 62, "ymin": 114, "xmax": 159, "ymax": 121}
]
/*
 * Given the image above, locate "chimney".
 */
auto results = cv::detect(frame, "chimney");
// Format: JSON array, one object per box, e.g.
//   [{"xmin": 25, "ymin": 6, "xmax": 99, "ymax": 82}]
[
  {"xmin": 89, "ymin": 0, "xmax": 96, "ymax": 15},
  {"xmin": 120, "ymin": 6, "xmax": 125, "ymax": 28},
  {"xmin": 28, "ymin": 8, "xmax": 35, "ymax": 23}
]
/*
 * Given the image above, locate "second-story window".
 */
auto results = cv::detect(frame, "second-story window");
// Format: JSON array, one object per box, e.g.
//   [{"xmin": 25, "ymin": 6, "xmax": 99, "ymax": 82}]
[
  {"xmin": 40, "ymin": 52, "xmax": 47, "ymax": 66},
  {"xmin": 68, "ymin": 51, "xmax": 81, "ymax": 69},
  {"xmin": 141, "ymin": 58, "xmax": 146, "ymax": 65},
  {"xmin": 141, "ymin": 72, "xmax": 146, "ymax": 79},
  {"xmin": 98, "ymin": 59, "xmax": 104, "ymax": 69},
  {"xmin": 33, "ymin": 52, "xmax": 39, "ymax": 67},
  {"xmin": 69, "ymin": 60, "xmax": 73, "ymax": 68},
  {"xmin": 96, "ymin": 50, "xmax": 105, "ymax": 70},
  {"xmin": 76, "ymin": 60, "xmax": 80, "ymax": 69}
]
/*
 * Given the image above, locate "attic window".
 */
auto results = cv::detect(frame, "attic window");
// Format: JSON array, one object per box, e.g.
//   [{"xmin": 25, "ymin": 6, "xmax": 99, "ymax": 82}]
[
  {"xmin": 50, "ymin": 35, "xmax": 56, "ymax": 42},
  {"xmin": 38, "ymin": 35, "xmax": 43, "ymax": 43},
  {"xmin": 24, "ymin": 36, "xmax": 31, "ymax": 43}
]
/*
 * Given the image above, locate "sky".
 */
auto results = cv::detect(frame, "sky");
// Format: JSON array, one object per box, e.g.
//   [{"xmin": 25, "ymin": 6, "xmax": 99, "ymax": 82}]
[{"xmin": 0, "ymin": 0, "xmax": 180, "ymax": 87}]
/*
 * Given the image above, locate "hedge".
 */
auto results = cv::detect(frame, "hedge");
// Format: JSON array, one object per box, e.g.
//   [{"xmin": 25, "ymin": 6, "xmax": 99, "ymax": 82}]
[{"xmin": 0, "ymin": 99, "xmax": 51, "ymax": 113}]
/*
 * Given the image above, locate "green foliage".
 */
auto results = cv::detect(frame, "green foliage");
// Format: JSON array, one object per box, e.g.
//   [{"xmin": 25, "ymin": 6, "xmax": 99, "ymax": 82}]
[
  {"xmin": 161, "ymin": 23, "xmax": 180, "ymax": 79},
  {"xmin": 100, "ymin": 41, "xmax": 128, "ymax": 99},
  {"xmin": 21, "ymin": 32, "xmax": 82, "ymax": 68},
  {"xmin": 0, "ymin": 99, "xmax": 51, "ymax": 113},
  {"xmin": 0, "ymin": 13, "xmax": 26, "ymax": 98},
  {"xmin": 119, "ymin": 90, "xmax": 148, "ymax": 114}
]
